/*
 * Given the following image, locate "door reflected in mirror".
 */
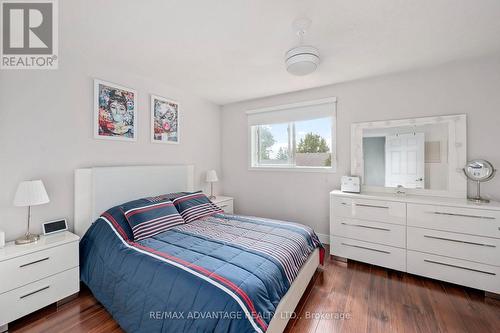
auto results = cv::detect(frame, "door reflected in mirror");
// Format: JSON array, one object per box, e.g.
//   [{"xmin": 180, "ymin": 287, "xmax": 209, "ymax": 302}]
[{"xmin": 362, "ymin": 123, "xmax": 449, "ymax": 190}]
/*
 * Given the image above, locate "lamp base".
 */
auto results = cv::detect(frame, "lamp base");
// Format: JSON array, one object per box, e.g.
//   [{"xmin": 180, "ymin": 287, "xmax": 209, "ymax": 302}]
[{"xmin": 15, "ymin": 233, "xmax": 40, "ymax": 245}]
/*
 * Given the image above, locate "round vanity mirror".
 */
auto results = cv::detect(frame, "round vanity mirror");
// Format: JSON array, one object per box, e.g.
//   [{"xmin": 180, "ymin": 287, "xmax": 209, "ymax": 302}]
[{"xmin": 463, "ymin": 159, "xmax": 496, "ymax": 203}]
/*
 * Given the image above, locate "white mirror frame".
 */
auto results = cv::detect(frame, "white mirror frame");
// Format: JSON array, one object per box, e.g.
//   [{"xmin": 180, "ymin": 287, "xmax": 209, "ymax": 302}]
[{"xmin": 351, "ymin": 114, "xmax": 467, "ymax": 198}]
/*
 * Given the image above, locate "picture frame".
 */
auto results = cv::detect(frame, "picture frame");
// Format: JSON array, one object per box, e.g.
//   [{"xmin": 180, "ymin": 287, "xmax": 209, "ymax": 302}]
[
  {"xmin": 94, "ymin": 79, "xmax": 137, "ymax": 141},
  {"xmin": 151, "ymin": 94, "xmax": 180, "ymax": 144}
]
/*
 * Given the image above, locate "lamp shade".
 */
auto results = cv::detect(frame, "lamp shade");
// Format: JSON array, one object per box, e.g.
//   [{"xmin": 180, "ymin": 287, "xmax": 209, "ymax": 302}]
[
  {"xmin": 13, "ymin": 180, "xmax": 50, "ymax": 207},
  {"xmin": 206, "ymin": 170, "xmax": 218, "ymax": 183}
]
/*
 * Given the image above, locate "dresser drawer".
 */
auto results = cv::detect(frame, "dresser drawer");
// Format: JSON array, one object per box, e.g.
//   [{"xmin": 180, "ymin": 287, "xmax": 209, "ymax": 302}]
[
  {"xmin": 0, "ymin": 241, "xmax": 79, "ymax": 294},
  {"xmin": 0, "ymin": 267, "xmax": 79, "ymax": 325},
  {"xmin": 331, "ymin": 197, "xmax": 406, "ymax": 225},
  {"xmin": 407, "ymin": 250, "xmax": 500, "ymax": 294},
  {"xmin": 330, "ymin": 236, "xmax": 406, "ymax": 271},
  {"xmin": 407, "ymin": 227, "xmax": 500, "ymax": 266},
  {"xmin": 331, "ymin": 217, "xmax": 406, "ymax": 248},
  {"xmin": 217, "ymin": 200, "xmax": 234, "ymax": 214},
  {"xmin": 407, "ymin": 204, "xmax": 500, "ymax": 238}
]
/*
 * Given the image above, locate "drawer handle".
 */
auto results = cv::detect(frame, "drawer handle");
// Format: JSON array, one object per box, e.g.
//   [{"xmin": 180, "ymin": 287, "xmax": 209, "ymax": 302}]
[
  {"xmin": 20, "ymin": 285, "xmax": 50, "ymax": 299},
  {"xmin": 219, "ymin": 204, "xmax": 228, "ymax": 208},
  {"xmin": 341, "ymin": 202, "xmax": 389, "ymax": 209},
  {"xmin": 424, "ymin": 235, "xmax": 496, "ymax": 248},
  {"xmin": 423, "ymin": 259, "xmax": 496, "ymax": 276},
  {"xmin": 431, "ymin": 211, "xmax": 496, "ymax": 220},
  {"xmin": 341, "ymin": 242, "xmax": 391, "ymax": 254},
  {"xmin": 341, "ymin": 222, "xmax": 391, "ymax": 232},
  {"xmin": 19, "ymin": 257, "xmax": 50, "ymax": 268},
  {"xmin": 355, "ymin": 203, "xmax": 389, "ymax": 209}
]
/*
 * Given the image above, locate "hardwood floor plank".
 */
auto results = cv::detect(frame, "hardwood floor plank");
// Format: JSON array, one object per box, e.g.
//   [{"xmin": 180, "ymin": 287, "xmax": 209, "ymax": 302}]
[
  {"xmin": 9, "ymin": 245, "xmax": 500, "ymax": 333},
  {"xmin": 366, "ymin": 265, "xmax": 391, "ymax": 333},
  {"xmin": 442, "ymin": 284, "xmax": 498, "ymax": 333},
  {"xmin": 421, "ymin": 277, "xmax": 470, "ymax": 333},
  {"xmin": 59, "ymin": 309, "xmax": 119, "ymax": 333},
  {"xmin": 283, "ymin": 271, "xmax": 316, "ymax": 332},
  {"xmin": 287, "ymin": 285, "xmax": 324, "ymax": 333},
  {"xmin": 401, "ymin": 273, "xmax": 443, "ymax": 333},
  {"xmin": 313, "ymin": 258, "xmax": 353, "ymax": 333},
  {"xmin": 337, "ymin": 260, "xmax": 372, "ymax": 333},
  {"xmin": 385, "ymin": 269, "xmax": 422, "ymax": 333}
]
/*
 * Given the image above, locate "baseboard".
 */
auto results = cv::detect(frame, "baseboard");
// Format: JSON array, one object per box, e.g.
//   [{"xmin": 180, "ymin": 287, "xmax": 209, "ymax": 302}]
[
  {"xmin": 331, "ymin": 255, "xmax": 347, "ymax": 262},
  {"xmin": 57, "ymin": 292, "xmax": 79, "ymax": 307},
  {"xmin": 485, "ymin": 291, "xmax": 500, "ymax": 300},
  {"xmin": 316, "ymin": 233, "xmax": 329, "ymax": 245}
]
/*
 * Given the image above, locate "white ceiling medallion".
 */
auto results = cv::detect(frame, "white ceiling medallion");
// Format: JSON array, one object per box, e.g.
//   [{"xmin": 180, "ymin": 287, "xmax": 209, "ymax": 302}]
[{"xmin": 285, "ymin": 17, "xmax": 320, "ymax": 76}]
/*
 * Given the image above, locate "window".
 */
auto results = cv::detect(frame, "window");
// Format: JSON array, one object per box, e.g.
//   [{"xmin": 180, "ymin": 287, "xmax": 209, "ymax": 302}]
[{"xmin": 248, "ymin": 98, "xmax": 336, "ymax": 171}]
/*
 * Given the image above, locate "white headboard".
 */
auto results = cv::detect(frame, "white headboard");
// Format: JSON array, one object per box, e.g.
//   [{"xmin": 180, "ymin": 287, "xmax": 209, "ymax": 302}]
[{"xmin": 74, "ymin": 165, "xmax": 195, "ymax": 237}]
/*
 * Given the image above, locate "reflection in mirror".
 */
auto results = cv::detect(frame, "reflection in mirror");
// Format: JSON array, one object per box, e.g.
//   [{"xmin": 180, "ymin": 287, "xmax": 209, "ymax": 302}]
[{"xmin": 362, "ymin": 123, "xmax": 449, "ymax": 190}]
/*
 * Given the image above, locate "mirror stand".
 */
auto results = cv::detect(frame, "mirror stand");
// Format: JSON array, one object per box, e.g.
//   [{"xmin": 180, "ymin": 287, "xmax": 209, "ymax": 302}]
[{"xmin": 469, "ymin": 180, "xmax": 489, "ymax": 203}]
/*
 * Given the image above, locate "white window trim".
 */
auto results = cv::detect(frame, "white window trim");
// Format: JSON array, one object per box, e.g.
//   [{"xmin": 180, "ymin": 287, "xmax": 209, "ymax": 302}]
[{"xmin": 247, "ymin": 97, "xmax": 337, "ymax": 173}]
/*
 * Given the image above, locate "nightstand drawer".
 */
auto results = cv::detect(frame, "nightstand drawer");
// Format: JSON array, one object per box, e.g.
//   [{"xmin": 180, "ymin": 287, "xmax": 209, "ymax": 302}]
[
  {"xmin": 0, "ymin": 241, "xmax": 78, "ymax": 294},
  {"xmin": 0, "ymin": 267, "xmax": 79, "ymax": 326},
  {"xmin": 217, "ymin": 200, "xmax": 234, "ymax": 214}
]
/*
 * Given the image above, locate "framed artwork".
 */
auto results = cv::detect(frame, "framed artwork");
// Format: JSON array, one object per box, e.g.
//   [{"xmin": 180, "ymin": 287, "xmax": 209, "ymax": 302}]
[
  {"xmin": 94, "ymin": 79, "xmax": 137, "ymax": 141},
  {"xmin": 151, "ymin": 94, "xmax": 179, "ymax": 144}
]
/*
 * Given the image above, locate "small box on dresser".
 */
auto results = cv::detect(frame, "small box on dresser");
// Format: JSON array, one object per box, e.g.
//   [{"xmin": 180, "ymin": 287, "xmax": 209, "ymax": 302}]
[{"xmin": 0, "ymin": 231, "xmax": 80, "ymax": 330}]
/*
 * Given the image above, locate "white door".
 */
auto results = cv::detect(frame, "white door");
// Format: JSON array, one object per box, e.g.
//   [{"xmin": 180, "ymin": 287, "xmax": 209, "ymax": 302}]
[{"xmin": 385, "ymin": 133, "xmax": 425, "ymax": 189}]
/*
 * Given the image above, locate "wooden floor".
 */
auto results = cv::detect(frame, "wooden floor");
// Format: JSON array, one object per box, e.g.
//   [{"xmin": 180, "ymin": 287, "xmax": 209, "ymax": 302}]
[{"xmin": 10, "ymin": 246, "xmax": 500, "ymax": 333}]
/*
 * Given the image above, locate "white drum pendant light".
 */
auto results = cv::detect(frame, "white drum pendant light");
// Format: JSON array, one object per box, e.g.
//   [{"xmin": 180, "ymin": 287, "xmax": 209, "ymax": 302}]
[
  {"xmin": 286, "ymin": 46, "xmax": 320, "ymax": 76},
  {"xmin": 285, "ymin": 18, "xmax": 320, "ymax": 76}
]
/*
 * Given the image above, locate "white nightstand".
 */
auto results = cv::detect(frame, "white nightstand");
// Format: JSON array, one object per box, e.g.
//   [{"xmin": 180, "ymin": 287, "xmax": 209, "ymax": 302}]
[
  {"xmin": 0, "ymin": 231, "xmax": 80, "ymax": 331},
  {"xmin": 211, "ymin": 196, "xmax": 234, "ymax": 214}
]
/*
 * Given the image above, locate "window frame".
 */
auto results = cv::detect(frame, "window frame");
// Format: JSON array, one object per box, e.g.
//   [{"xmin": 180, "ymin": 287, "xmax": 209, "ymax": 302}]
[{"xmin": 247, "ymin": 97, "xmax": 337, "ymax": 173}]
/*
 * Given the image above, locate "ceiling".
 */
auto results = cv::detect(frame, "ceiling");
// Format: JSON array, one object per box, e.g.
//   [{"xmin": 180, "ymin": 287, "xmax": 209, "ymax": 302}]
[{"xmin": 66, "ymin": 0, "xmax": 500, "ymax": 105}]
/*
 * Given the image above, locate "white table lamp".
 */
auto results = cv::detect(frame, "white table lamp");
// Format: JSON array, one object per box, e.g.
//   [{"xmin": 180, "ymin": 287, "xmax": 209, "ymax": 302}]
[
  {"xmin": 206, "ymin": 170, "xmax": 218, "ymax": 199},
  {"xmin": 13, "ymin": 180, "xmax": 50, "ymax": 245}
]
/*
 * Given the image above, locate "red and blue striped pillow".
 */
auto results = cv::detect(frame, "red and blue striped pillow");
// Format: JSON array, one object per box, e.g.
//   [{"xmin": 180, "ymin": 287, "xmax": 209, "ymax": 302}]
[
  {"xmin": 122, "ymin": 199, "xmax": 185, "ymax": 241},
  {"xmin": 172, "ymin": 192, "xmax": 224, "ymax": 223}
]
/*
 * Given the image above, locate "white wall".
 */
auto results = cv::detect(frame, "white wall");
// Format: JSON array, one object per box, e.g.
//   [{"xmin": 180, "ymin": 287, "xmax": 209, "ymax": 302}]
[
  {"xmin": 0, "ymin": 63, "xmax": 221, "ymax": 242},
  {"xmin": 221, "ymin": 55, "xmax": 500, "ymax": 238}
]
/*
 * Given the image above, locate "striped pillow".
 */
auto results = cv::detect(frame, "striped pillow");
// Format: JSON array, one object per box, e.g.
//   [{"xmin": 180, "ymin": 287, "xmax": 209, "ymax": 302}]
[
  {"xmin": 145, "ymin": 192, "xmax": 188, "ymax": 203},
  {"xmin": 172, "ymin": 192, "xmax": 224, "ymax": 223},
  {"xmin": 122, "ymin": 200, "xmax": 185, "ymax": 241}
]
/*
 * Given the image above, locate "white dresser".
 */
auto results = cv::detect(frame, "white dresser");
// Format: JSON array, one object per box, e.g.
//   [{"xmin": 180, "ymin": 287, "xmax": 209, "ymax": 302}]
[
  {"xmin": 330, "ymin": 190, "xmax": 500, "ymax": 295},
  {"xmin": 0, "ymin": 232, "xmax": 80, "ymax": 330}
]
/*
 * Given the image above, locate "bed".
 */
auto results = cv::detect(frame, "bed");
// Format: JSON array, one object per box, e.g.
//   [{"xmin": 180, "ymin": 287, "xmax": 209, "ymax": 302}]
[{"xmin": 75, "ymin": 165, "xmax": 323, "ymax": 333}]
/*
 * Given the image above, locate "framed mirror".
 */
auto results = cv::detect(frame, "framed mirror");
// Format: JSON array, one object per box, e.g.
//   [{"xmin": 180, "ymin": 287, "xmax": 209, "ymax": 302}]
[{"xmin": 351, "ymin": 114, "xmax": 467, "ymax": 198}]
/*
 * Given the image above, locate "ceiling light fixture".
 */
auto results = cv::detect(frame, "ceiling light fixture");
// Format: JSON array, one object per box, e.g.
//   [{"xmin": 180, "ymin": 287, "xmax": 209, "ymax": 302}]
[{"xmin": 285, "ymin": 17, "xmax": 320, "ymax": 76}]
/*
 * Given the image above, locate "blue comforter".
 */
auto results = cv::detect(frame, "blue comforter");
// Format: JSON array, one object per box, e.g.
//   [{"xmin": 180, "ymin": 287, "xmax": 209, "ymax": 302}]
[{"xmin": 80, "ymin": 211, "xmax": 323, "ymax": 333}]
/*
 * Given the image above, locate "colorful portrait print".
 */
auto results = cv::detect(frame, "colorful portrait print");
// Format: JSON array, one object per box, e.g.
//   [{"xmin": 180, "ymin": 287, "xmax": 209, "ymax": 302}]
[
  {"xmin": 94, "ymin": 80, "xmax": 137, "ymax": 141},
  {"xmin": 151, "ymin": 95, "xmax": 179, "ymax": 144}
]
